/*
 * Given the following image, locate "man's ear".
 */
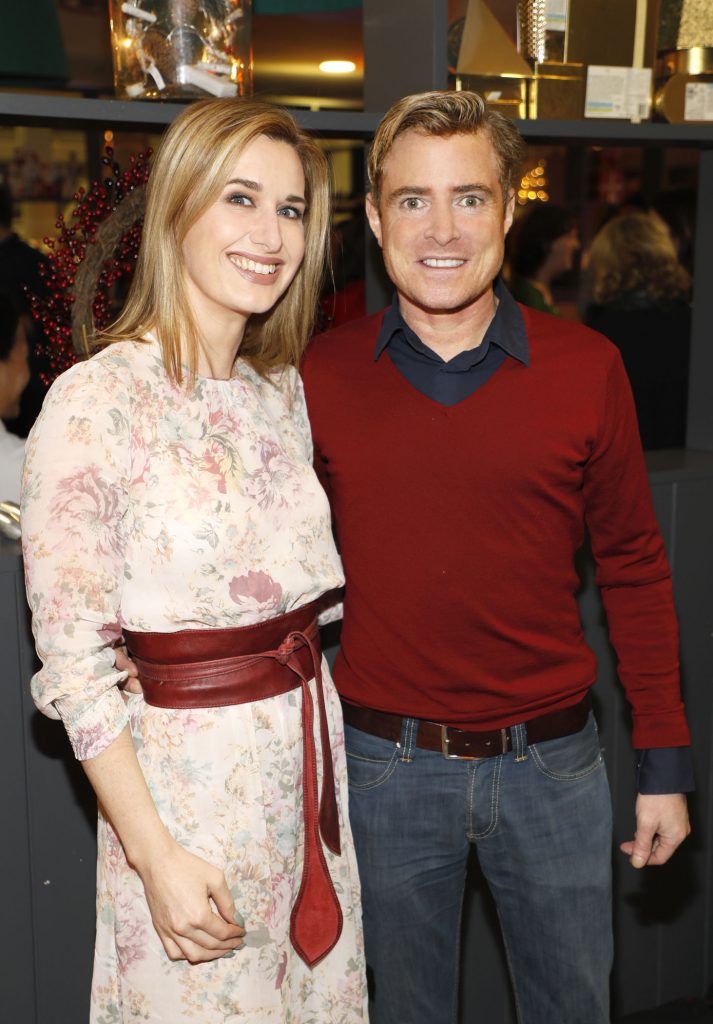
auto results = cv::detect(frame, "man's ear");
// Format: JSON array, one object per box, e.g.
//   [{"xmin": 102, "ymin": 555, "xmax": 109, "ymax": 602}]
[
  {"xmin": 365, "ymin": 192, "xmax": 383, "ymax": 248},
  {"xmin": 503, "ymin": 189, "xmax": 516, "ymax": 236}
]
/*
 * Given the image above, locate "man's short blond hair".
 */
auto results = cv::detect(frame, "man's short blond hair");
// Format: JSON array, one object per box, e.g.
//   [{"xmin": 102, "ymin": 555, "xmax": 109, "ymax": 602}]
[{"xmin": 368, "ymin": 91, "xmax": 525, "ymax": 206}]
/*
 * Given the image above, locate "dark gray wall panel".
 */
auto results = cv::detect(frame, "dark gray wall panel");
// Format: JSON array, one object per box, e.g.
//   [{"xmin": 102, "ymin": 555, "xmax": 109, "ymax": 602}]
[
  {"xmin": 2, "ymin": 542, "xmax": 96, "ymax": 1024},
  {"xmin": 0, "ymin": 563, "xmax": 36, "ymax": 1020}
]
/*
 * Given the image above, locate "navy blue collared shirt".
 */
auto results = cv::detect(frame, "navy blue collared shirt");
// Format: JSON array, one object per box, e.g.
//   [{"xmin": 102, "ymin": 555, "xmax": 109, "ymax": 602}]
[
  {"xmin": 375, "ymin": 277, "xmax": 529, "ymax": 406},
  {"xmin": 374, "ymin": 279, "xmax": 694, "ymax": 796}
]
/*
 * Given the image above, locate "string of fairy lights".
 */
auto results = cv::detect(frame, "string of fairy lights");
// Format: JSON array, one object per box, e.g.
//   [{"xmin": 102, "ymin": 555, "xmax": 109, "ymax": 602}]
[{"xmin": 517, "ymin": 160, "xmax": 549, "ymax": 205}]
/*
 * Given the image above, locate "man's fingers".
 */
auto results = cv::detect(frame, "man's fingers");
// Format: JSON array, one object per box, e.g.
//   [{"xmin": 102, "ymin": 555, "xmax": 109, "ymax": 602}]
[
  {"xmin": 629, "ymin": 822, "xmax": 657, "ymax": 868},
  {"xmin": 645, "ymin": 836, "xmax": 679, "ymax": 866},
  {"xmin": 623, "ymin": 793, "xmax": 691, "ymax": 869}
]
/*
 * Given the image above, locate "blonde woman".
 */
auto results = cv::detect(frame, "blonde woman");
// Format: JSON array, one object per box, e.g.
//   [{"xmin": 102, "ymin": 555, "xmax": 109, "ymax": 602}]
[
  {"xmin": 585, "ymin": 211, "xmax": 691, "ymax": 449},
  {"xmin": 21, "ymin": 99, "xmax": 367, "ymax": 1022}
]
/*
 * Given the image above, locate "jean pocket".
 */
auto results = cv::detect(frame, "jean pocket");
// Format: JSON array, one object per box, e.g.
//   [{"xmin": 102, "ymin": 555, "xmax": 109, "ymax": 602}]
[
  {"xmin": 345, "ymin": 724, "xmax": 401, "ymax": 790},
  {"xmin": 530, "ymin": 712, "xmax": 604, "ymax": 782}
]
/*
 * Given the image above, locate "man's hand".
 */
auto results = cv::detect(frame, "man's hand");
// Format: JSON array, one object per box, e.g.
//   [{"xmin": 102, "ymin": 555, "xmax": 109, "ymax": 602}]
[
  {"xmin": 620, "ymin": 793, "xmax": 690, "ymax": 868},
  {"xmin": 115, "ymin": 646, "xmax": 142, "ymax": 694}
]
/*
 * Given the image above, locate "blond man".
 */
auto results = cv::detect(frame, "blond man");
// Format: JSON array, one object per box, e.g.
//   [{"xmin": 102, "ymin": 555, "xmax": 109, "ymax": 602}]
[{"xmin": 302, "ymin": 91, "xmax": 692, "ymax": 1024}]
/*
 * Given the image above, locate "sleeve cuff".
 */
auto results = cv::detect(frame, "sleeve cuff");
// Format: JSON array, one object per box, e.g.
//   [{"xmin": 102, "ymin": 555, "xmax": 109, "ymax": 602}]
[
  {"xmin": 636, "ymin": 746, "xmax": 695, "ymax": 794},
  {"xmin": 55, "ymin": 682, "xmax": 130, "ymax": 761}
]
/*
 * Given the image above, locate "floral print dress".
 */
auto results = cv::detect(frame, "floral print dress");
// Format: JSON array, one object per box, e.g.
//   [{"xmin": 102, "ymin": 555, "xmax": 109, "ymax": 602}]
[{"xmin": 21, "ymin": 339, "xmax": 367, "ymax": 1024}]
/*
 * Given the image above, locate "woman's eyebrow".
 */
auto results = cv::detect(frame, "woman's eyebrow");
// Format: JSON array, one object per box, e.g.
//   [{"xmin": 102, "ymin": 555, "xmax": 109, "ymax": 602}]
[{"xmin": 224, "ymin": 178, "xmax": 306, "ymax": 204}]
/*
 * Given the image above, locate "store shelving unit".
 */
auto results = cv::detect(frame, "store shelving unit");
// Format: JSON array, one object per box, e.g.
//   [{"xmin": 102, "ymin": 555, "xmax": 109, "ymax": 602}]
[{"xmin": 3, "ymin": 89, "xmax": 713, "ymax": 145}]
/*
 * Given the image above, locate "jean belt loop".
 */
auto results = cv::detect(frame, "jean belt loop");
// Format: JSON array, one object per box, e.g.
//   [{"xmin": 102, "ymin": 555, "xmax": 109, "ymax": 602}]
[
  {"xmin": 399, "ymin": 716, "xmax": 417, "ymax": 762},
  {"xmin": 513, "ymin": 721, "xmax": 528, "ymax": 762}
]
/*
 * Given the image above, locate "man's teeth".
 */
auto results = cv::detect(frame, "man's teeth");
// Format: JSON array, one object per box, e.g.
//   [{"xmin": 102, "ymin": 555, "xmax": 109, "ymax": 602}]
[
  {"xmin": 422, "ymin": 258, "xmax": 465, "ymax": 268},
  {"xmin": 230, "ymin": 256, "xmax": 277, "ymax": 275}
]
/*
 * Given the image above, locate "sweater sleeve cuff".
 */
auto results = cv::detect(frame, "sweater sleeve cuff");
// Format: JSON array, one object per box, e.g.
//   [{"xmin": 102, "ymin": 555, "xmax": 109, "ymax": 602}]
[{"xmin": 636, "ymin": 746, "xmax": 695, "ymax": 794}]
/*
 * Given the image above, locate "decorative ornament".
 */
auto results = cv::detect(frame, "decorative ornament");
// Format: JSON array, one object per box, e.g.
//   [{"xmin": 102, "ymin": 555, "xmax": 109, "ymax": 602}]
[
  {"xmin": 29, "ymin": 146, "xmax": 152, "ymax": 386},
  {"xmin": 109, "ymin": 0, "xmax": 253, "ymax": 101},
  {"xmin": 517, "ymin": 160, "xmax": 549, "ymax": 206}
]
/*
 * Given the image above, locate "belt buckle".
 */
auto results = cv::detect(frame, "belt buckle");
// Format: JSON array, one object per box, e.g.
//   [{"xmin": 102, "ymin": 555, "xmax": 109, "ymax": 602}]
[
  {"xmin": 440, "ymin": 724, "xmax": 478, "ymax": 761},
  {"xmin": 440, "ymin": 726, "xmax": 509, "ymax": 760}
]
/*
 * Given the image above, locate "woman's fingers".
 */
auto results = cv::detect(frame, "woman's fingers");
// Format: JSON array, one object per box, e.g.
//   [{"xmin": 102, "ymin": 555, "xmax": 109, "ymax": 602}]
[
  {"xmin": 114, "ymin": 645, "xmax": 142, "ymax": 693},
  {"xmin": 175, "ymin": 937, "xmax": 235, "ymax": 964},
  {"xmin": 141, "ymin": 843, "xmax": 246, "ymax": 960},
  {"xmin": 208, "ymin": 872, "xmax": 241, "ymax": 928},
  {"xmin": 189, "ymin": 924, "xmax": 245, "ymax": 951},
  {"xmin": 160, "ymin": 934, "xmax": 185, "ymax": 961}
]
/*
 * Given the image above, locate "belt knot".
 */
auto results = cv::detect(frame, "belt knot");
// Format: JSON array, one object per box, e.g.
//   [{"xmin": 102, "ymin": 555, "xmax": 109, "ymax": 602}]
[{"xmin": 276, "ymin": 633, "xmax": 301, "ymax": 665}]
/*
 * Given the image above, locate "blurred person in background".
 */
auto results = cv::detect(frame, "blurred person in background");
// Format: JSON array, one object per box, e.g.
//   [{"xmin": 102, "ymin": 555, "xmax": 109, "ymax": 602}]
[
  {"xmin": 507, "ymin": 203, "xmax": 580, "ymax": 315},
  {"xmin": 0, "ymin": 292, "xmax": 30, "ymax": 502},
  {"xmin": 651, "ymin": 187, "xmax": 697, "ymax": 279},
  {"xmin": 585, "ymin": 211, "xmax": 691, "ymax": 450},
  {"xmin": 0, "ymin": 183, "xmax": 49, "ymax": 437}
]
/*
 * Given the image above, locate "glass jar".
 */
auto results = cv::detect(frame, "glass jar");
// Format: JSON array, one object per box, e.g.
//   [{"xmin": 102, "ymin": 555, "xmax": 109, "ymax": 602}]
[{"xmin": 109, "ymin": 0, "xmax": 253, "ymax": 101}]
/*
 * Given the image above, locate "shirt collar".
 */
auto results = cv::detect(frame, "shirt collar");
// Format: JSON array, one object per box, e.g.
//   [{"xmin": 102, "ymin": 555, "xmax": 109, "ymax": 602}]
[{"xmin": 374, "ymin": 277, "xmax": 529, "ymax": 368}]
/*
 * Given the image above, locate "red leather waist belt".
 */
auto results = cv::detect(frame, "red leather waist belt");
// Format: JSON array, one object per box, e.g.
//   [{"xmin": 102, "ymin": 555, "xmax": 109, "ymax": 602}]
[
  {"xmin": 340, "ymin": 693, "xmax": 592, "ymax": 759},
  {"xmin": 124, "ymin": 601, "xmax": 342, "ymax": 970}
]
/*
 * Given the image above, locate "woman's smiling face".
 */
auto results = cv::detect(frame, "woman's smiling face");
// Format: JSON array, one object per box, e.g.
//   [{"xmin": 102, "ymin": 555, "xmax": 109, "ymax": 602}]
[{"xmin": 181, "ymin": 134, "xmax": 307, "ymax": 333}]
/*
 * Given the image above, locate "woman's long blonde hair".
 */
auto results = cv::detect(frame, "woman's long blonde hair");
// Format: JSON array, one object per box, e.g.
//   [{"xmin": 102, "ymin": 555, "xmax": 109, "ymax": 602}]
[{"xmin": 102, "ymin": 98, "xmax": 331, "ymax": 383}]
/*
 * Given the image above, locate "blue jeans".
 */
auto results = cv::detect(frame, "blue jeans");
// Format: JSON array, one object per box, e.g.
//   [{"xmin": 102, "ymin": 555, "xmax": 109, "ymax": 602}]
[{"xmin": 345, "ymin": 712, "xmax": 613, "ymax": 1024}]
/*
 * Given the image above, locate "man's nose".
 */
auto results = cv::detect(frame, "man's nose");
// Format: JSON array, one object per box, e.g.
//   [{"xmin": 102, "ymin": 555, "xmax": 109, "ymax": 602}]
[{"xmin": 424, "ymin": 202, "xmax": 459, "ymax": 246}]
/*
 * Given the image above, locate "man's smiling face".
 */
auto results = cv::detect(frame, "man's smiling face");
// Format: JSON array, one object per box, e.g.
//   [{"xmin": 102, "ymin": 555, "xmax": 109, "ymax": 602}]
[{"xmin": 366, "ymin": 130, "xmax": 515, "ymax": 317}]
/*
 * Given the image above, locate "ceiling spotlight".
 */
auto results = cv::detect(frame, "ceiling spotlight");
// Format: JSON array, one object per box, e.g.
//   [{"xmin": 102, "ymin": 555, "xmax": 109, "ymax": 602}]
[{"xmin": 319, "ymin": 60, "xmax": 356, "ymax": 74}]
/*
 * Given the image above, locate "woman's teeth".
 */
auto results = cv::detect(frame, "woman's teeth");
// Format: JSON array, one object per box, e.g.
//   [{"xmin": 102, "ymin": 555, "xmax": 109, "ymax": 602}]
[{"xmin": 230, "ymin": 256, "xmax": 277, "ymax": 275}]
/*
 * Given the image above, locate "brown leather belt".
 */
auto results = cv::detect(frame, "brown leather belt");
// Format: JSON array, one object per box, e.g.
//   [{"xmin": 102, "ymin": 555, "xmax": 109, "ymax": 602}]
[
  {"xmin": 341, "ymin": 693, "xmax": 592, "ymax": 760},
  {"xmin": 124, "ymin": 601, "xmax": 343, "ymax": 970}
]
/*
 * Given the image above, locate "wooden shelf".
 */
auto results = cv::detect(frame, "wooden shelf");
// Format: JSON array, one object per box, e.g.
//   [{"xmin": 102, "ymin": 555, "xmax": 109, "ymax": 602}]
[{"xmin": 2, "ymin": 91, "xmax": 713, "ymax": 144}]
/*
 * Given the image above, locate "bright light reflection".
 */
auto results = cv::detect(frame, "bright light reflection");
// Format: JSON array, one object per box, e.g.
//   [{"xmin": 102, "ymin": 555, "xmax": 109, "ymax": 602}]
[{"xmin": 319, "ymin": 60, "xmax": 356, "ymax": 74}]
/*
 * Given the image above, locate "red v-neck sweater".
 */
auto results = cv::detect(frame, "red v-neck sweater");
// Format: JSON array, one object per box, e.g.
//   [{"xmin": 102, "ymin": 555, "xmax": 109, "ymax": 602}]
[{"xmin": 302, "ymin": 305, "xmax": 689, "ymax": 749}]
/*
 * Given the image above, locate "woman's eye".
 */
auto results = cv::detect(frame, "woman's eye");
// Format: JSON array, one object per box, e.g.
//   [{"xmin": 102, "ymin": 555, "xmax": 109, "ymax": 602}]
[
  {"xmin": 278, "ymin": 206, "xmax": 304, "ymax": 220},
  {"xmin": 226, "ymin": 192, "xmax": 253, "ymax": 206}
]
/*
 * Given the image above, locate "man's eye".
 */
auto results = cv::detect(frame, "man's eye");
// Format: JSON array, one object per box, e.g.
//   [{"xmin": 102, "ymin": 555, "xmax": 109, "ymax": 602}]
[
  {"xmin": 459, "ymin": 195, "xmax": 483, "ymax": 208},
  {"xmin": 403, "ymin": 197, "xmax": 424, "ymax": 210}
]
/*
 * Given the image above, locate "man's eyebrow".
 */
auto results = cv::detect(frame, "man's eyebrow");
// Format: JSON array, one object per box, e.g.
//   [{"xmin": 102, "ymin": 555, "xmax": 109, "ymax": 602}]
[
  {"xmin": 387, "ymin": 183, "xmax": 495, "ymax": 201},
  {"xmin": 452, "ymin": 183, "xmax": 495, "ymax": 196},
  {"xmin": 387, "ymin": 185, "xmax": 431, "ymax": 200},
  {"xmin": 224, "ymin": 178, "xmax": 307, "ymax": 205}
]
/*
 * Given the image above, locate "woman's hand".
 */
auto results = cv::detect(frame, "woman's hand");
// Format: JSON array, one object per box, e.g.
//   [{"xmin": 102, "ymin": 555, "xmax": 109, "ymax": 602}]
[
  {"xmin": 115, "ymin": 645, "xmax": 143, "ymax": 695},
  {"xmin": 136, "ymin": 835, "xmax": 246, "ymax": 963},
  {"xmin": 80, "ymin": 729, "xmax": 245, "ymax": 965}
]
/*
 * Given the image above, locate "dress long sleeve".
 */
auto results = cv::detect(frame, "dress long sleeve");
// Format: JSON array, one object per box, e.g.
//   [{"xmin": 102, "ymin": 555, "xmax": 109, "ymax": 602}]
[{"xmin": 22, "ymin": 356, "xmax": 131, "ymax": 761}]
